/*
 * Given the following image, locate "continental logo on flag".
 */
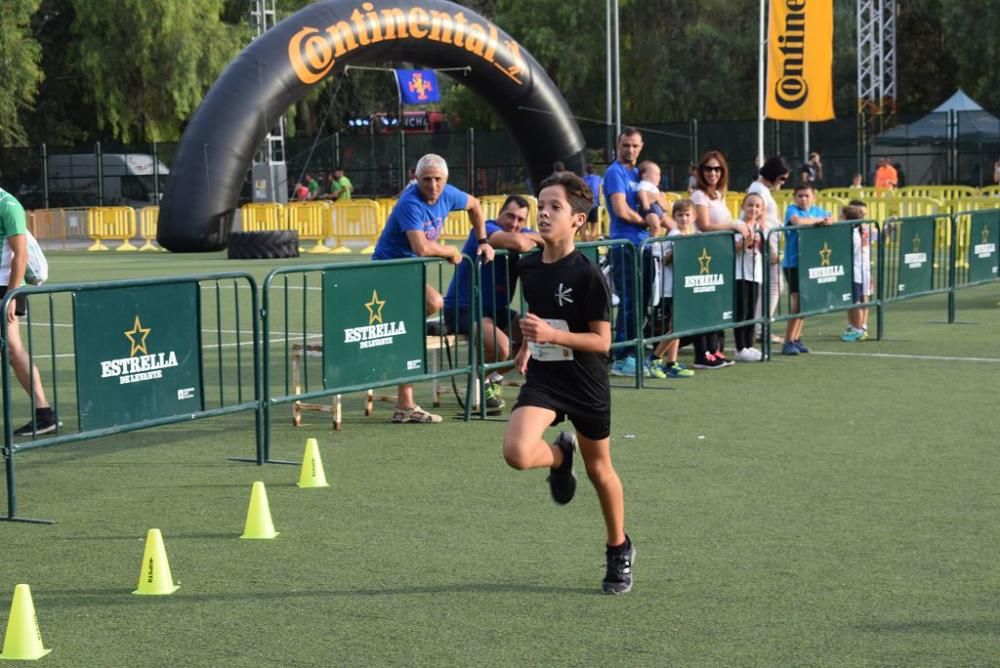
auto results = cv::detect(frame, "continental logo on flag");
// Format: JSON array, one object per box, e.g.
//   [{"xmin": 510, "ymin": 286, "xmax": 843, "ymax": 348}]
[{"xmin": 766, "ymin": 0, "xmax": 834, "ymax": 121}]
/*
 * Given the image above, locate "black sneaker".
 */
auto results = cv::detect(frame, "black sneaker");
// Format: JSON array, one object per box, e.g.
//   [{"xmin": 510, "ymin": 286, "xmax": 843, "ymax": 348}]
[
  {"xmin": 602, "ymin": 536, "xmax": 636, "ymax": 594},
  {"xmin": 546, "ymin": 431, "xmax": 577, "ymax": 505},
  {"xmin": 14, "ymin": 408, "xmax": 59, "ymax": 437}
]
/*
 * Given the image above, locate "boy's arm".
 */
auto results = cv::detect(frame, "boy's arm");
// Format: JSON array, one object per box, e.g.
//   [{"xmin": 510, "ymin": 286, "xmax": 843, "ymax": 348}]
[{"xmin": 519, "ymin": 313, "xmax": 610, "ymax": 353}]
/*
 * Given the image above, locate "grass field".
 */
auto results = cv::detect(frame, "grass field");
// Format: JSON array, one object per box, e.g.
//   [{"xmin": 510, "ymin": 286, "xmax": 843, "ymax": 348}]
[{"xmin": 2, "ymin": 250, "xmax": 999, "ymax": 666}]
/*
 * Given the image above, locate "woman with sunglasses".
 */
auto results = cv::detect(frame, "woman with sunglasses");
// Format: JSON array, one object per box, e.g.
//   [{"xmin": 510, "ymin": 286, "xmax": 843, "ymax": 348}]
[
  {"xmin": 690, "ymin": 151, "xmax": 750, "ymax": 368},
  {"xmin": 748, "ymin": 156, "xmax": 791, "ymax": 345}
]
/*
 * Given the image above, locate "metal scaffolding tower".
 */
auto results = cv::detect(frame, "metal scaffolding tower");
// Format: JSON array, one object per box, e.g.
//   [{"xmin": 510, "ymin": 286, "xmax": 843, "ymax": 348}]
[
  {"xmin": 249, "ymin": 0, "xmax": 288, "ymax": 202},
  {"xmin": 857, "ymin": 0, "xmax": 896, "ymax": 175}
]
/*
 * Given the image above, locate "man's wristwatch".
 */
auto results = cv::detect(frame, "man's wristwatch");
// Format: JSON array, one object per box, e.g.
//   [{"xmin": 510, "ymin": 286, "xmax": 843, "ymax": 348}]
[{"xmin": 477, "ymin": 238, "xmax": 490, "ymax": 245}]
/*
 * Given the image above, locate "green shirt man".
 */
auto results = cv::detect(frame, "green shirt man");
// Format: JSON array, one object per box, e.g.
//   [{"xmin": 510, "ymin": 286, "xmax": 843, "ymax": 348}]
[
  {"xmin": 329, "ymin": 169, "xmax": 353, "ymax": 201},
  {"xmin": 0, "ymin": 186, "xmax": 57, "ymax": 435}
]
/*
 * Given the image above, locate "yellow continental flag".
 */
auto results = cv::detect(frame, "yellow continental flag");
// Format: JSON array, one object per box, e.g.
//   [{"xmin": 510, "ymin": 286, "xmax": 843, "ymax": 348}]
[{"xmin": 766, "ymin": 0, "xmax": 834, "ymax": 121}]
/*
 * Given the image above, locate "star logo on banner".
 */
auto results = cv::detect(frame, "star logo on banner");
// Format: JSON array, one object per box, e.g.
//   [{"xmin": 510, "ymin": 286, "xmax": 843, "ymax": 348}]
[
  {"xmin": 982, "ymin": 226, "xmax": 991, "ymax": 244},
  {"xmin": 365, "ymin": 290, "xmax": 385, "ymax": 325},
  {"xmin": 124, "ymin": 315, "xmax": 151, "ymax": 357},
  {"xmin": 911, "ymin": 233, "xmax": 921, "ymax": 253},
  {"xmin": 819, "ymin": 242, "xmax": 832, "ymax": 267},
  {"xmin": 554, "ymin": 283, "xmax": 574, "ymax": 307},
  {"xmin": 697, "ymin": 247, "xmax": 712, "ymax": 274}
]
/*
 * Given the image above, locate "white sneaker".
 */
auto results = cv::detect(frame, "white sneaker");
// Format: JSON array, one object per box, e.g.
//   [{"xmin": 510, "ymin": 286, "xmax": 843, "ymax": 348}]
[{"xmin": 734, "ymin": 348, "xmax": 762, "ymax": 362}]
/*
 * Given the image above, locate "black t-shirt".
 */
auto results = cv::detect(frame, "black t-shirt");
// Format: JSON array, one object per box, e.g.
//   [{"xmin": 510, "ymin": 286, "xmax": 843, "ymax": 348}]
[{"xmin": 518, "ymin": 250, "xmax": 611, "ymax": 414}]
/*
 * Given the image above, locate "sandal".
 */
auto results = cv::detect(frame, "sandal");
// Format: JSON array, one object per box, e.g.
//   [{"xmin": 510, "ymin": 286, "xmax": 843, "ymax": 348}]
[{"xmin": 391, "ymin": 404, "xmax": 442, "ymax": 424}]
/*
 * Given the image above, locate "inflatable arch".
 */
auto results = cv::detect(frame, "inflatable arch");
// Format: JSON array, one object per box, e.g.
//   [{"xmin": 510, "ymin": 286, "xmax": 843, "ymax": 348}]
[{"xmin": 158, "ymin": 0, "xmax": 586, "ymax": 252}]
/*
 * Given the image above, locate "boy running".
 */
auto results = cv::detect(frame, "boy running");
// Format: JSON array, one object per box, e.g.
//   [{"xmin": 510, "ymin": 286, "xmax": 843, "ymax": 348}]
[{"xmin": 502, "ymin": 171, "xmax": 635, "ymax": 594}]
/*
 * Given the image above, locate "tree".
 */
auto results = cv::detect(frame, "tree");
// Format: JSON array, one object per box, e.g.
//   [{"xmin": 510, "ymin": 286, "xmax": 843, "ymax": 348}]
[
  {"xmin": 69, "ymin": 0, "xmax": 244, "ymax": 142},
  {"xmin": 0, "ymin": 0, "xmax": 44, "ymax": 146}
]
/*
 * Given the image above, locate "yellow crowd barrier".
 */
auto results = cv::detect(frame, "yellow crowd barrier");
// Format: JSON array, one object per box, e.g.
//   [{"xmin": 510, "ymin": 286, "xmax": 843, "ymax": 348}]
[
  {"xmin": 443, "ymin": 210, "xmax": 471, "ymax": 241},
  {"xmin": 87, "ymin": 206, "xmax": 137, "ymax": 251},
  {"xmin": 240, "ymin": 202, "xmax": 287, "ymax": 232},
  {"xmin": 27, "ymin": 208, "xmax": 91, "ymax": 249},
  {"xmin": 137, "ymin": 206, "xmax": 161, "ymax": 251},
  {"xmin": 286, "ymin": 201, "xmax": 331, "ymax": 253},
  {"xmin": 896, "ymin": 185, "xmax": 978, "ymax": 202},
  {"xmin": 819, "ymin": 187, "xmax": 880, "ymax": 200},
  {"xmin": 329, "ymin": 199, "xmax": 382, "ymax": 254},
  {"xmin": 975, "ymin": 186, "xmax": 1000, "ymax": 198}
]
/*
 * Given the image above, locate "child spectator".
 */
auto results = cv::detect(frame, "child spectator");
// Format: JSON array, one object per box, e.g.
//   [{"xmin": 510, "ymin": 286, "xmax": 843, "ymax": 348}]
[
  {"xmin": 850, "ymin": 173, "xmax": 864, "ymax": 189},
  {"xmin": 747, "ymin": 156, "xmax": 790, "ymax": 345},
  {"xmin": 636, "ymin": 161, "xmax": 673, "ymax": 236},
  {"xmin": 503, "ymin": 171, "xmax": 634, "ymax": 594},
  {"xmin": 646, "ymin": 199, "xmax": 696, "ymax": 378},
  {"xmin": 733, "ymin": 193, "xmax": 765, "ymax": 362},
  {"xmin": 781, "ymin": 184, "xmax": 832, "ymax": 355},
  {"xmin": 841, "ymin": 200, "xmax": 872, "ymax": 342}
]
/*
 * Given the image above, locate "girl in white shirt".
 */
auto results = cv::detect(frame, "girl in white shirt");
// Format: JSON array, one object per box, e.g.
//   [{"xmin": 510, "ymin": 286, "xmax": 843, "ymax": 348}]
[
  {"xmin": 747, "ymin": 156, "xmax": 790, "ymax": 344},
  {"xmin": 733, "ymin": 193, "xmax": 766, "ymax": 362}
]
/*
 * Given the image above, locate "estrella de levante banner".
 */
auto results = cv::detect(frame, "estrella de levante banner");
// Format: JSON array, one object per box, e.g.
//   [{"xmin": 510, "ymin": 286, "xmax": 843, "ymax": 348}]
[
  {"xmin": 396, "ymin": 69, "xmax": 441, "ymax": 104},
  {"xmin": 766, "ymin": 0, "xmax": 835, "ymax": 121}
]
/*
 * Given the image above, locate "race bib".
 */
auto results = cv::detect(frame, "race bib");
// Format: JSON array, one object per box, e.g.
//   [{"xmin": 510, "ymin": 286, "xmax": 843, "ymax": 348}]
[{"xmin": 528, "ymin": 319, "xmax": 573, "ymax": 362}]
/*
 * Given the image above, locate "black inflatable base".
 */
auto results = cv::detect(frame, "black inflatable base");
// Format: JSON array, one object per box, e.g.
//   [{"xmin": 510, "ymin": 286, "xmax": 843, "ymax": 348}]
[{"xmin": 227, "ymin": 231, "xmax": 300, "ymax": 259}]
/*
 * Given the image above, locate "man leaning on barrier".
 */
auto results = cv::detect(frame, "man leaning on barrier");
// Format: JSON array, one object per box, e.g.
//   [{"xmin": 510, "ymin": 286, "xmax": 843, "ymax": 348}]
[
  {"xmin": 442, "ymin": 195, "xmax": 543, "ymax": 412},
  {"xmin": 372, "ymin": 153, "xmax": 495, "ymax": 424},
  {"xmin": 0, "ymin": 183, "xmax": 57, "ymax": 435}
]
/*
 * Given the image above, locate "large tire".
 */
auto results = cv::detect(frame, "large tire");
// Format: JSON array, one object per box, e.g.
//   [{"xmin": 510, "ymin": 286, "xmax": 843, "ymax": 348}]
[{"xmin": 227, "ymin": 231, "xmax": 299, "ymax": 259}]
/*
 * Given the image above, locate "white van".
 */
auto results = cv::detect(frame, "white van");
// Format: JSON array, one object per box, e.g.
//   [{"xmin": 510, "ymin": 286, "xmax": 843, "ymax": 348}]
[{"xmin": 46, "ymin": 154, "xmax": 169, "ymax": 207}]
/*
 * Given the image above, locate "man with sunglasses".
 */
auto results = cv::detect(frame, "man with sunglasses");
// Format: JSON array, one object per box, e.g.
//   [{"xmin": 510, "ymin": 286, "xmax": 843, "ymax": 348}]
[{"xmin": 604, "ymin": 128, "xmax": 665, "ymax": 378}]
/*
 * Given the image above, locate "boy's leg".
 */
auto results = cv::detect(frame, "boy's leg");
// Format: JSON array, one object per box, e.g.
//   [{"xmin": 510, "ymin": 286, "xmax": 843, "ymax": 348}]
[
  {"xmin": 424, "ymin": 283, "xmax": 443, "ymax": 316},
  {"xmin": 503, "ymin": 406, "xmax": 563, "ymax": 470},
  {"xmin": 577, "ymin": 434, "xmax": 625, "ymax": 547}
]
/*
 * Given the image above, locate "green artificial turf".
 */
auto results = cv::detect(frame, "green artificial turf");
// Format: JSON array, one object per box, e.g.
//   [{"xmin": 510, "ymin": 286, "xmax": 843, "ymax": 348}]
[{"xmin": 1, "ymin": 252, "xmax": 998, "ymax": 666}]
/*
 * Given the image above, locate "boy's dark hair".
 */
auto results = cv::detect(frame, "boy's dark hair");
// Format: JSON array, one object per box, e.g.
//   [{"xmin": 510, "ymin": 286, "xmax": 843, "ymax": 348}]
[
  {"xmin": 500, "ymin": 194, "xmax": 530, "ymax": 213},
  {"xmin": 848, "ymin": 199, "xmax": 866, "ymax": 208},
  {"xmin": 585, "ymin": 164, "xmax": 596, "ymax": 175},
  {"xmin": 758, "ymin": 155, "xmax": 790, "ymax": 182},
  {"xmin": 538, "ymin": 171, "xmax": 592, "ymax": 215},
  {"xmin": 842, "ymin": 204, "xmax": 866, "ymax": 221},
  {"xmin": 793, "ymin": 183, "xmax": 814, "ymax": 194},
  {"xmin": 672, "ymin": 199, "xmax": 694, "ymax": 216}
]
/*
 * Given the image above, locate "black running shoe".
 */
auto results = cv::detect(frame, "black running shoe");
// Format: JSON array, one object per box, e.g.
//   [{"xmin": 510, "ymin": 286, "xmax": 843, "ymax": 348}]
[
  {"xmin": 546, "ymin": 431, "xmax": 577, "ymax": 505},
  {"xmin": 602, "ymin": 536, "xmax": 636, "ymax": 594},
  {"xmin": 14, "ymin": 408, "xmax": 59, "ymax": 437}
]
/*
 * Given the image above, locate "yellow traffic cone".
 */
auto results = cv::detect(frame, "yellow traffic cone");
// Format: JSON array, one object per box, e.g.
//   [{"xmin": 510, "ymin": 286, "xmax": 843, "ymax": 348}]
[
  {"xmin": 297, "ymin": 438, "xmax": 330, "ymax": 489},
  {"xmin": 132, "ymin": 529, "xmax": 180, "ymax": 596},
  {"xmin": 0, "ymin": 584, "xmax": 52, "ymax": 660},
  {"xmin": 241, "ymin": 481, "xmax": 279, "ymax": 539}
]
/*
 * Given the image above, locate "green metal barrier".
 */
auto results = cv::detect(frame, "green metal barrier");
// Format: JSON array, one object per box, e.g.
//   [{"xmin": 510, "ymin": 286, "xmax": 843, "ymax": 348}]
[
  {"xmin": 878, "ymin": 214, "xmax": 952, "ymax": 335},
  {"xmin": 1, "ymin": 273, "xmax": 261, "ymax": 523},
  {"xmin": 260, "ymin": 256, "xmax": 475, "ymax": 459},
  {"xmin": 763, "ymin": 220, "xmax": 878, "ymax": 356},
  {"xmin": 949, "ymin": 209, "xmax": 1000, "ymax": 322},
  {"xmin": 640, "ymin": 230, "xmax": 761, "ymax": 382}
]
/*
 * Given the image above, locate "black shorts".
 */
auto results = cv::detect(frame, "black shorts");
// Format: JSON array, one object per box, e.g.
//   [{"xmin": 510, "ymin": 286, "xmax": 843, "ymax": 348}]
[
  {"xmin": 783, "ymin": 267, "xmax": 799, "ymax": 293},
  {"xmin": 0, "ymin": 287, "xmax": 27, "ymax": 316},
  {"xmin": 852, "ymin": 282, "xmax": 865, "ymax": 303},
  {"xmin": 513, "ymin": 384, "xmax": 611, "ymax": 441},
  {"xmin": 444, "ymin": 307, "xmax": 514, "ymax": 336}
]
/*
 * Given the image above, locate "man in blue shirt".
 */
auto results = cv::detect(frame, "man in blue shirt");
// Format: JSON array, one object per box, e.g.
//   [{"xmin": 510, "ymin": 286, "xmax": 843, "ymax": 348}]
[
  {"xmin": 780, "ymin": 183, "xmax": 831, "ymax": 355},
  {"xmin": 443, "ymin": 195, "xmax": 542, "ymax": 410},
  {"xmin": 604, "ymin": 128, "xmax": 660, "ymax": 377},
  {"xmin": 373, "ymin": 153, "xmax": 494, "ymax": 423}
]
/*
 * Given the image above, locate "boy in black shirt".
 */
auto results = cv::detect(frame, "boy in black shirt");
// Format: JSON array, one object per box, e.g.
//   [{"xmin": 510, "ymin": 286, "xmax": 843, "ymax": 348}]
[{"xmin": 502, "ymin": 171, "xmax": 635, "ymax": 594}]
